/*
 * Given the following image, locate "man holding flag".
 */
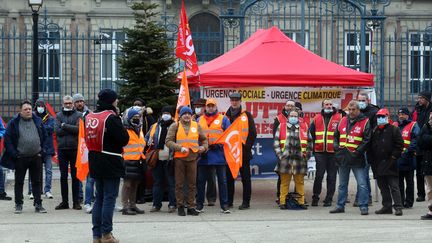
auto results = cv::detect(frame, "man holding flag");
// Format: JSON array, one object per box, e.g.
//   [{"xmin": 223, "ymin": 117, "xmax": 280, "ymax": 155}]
[{"xmin": 225, "ymin": 92, "xmax": 257, "ymax": 210}]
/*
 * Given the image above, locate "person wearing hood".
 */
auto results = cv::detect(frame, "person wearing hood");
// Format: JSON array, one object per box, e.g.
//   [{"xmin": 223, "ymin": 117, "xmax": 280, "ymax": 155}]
[
  {"xmin": 394, "ymin": 107, "xmax": 420, "ymax": 208},
  {"xmin": 310, "ymin": 99, "xmax": 342, "ymax": 207},
  {"xmin": 146, "ymin": 106, "xmax": 177, "ymax": 213},
  {"xmin": 85, "ymin": 89, "xmax": 129, "ymax": 243},
  {"xmin": 367, "ymin": 108, "xmax": 404, "ymax": 216},
  {"xmin": 166, "ymin": 106, "xmax": 208, "ymax": 216},
  {"xmin": 54, "ymin": 95, "xmax": 83, "ymax": 210},
  {"xmin": 330, "ymin": 100, "xmax": 371, "ymax": 215},
  {"xmin": 196, "ymin": 99, "xmax": 231, "ymax": 214},
  {"xmin": 412, "ymin": 91, "xmax": 432, "ymax": 202},
  {"xmin": 274, "ymin": 110, "xmax": 313, "ymax": 210},
  {"xmin": 121, "ymin": 107, "xmax": 146, "ymax": 216},
  {"xmin": 27, "ymin": 99, "xmax": 55, "ymax": 200},
  {"xmin": 354, "ymin": 93, "xmax": 379, "ymax": 207},
  {"xmin": 225, "ymin": 92, "xmax": 257, "ymax": 210}
]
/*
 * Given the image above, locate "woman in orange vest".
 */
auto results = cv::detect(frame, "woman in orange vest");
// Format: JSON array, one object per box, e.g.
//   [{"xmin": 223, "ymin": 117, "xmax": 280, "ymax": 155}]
[
  {"xmin": 166, "ymin": 106, "xmax": 208, "ymax": 216},
  {"xmin": 121, "ymin": 107, "xmax": 146, "ymax": 215},
  {"xmin": 273, "ymin": 110, "xmax": 313, "ymax": 210}
]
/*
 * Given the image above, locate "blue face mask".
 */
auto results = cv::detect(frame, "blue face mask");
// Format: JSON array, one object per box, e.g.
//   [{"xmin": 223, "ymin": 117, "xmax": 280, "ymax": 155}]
[
  {"xmin": 323, "ymin": 108, "xmax": 333, "ymax": 114},
  {"xmin": 358, "ymin": 102, "xmax": 367, "ymax": 110},
  {"xmin": 288, "ymin": 117, "xmax": 298, "ymax": 125},
  {"xmin": 377, "ymin": 117, "xmax": 388, "ymax": 125}
]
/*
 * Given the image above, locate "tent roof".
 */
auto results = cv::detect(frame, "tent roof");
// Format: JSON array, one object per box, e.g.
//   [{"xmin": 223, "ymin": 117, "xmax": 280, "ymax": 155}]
[{"xmin": 185, "ymin": 26, "xmax": 374, "ymax": 87}]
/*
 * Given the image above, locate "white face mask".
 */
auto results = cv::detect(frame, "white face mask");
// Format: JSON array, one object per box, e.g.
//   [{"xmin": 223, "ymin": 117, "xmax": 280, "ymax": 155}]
[
  {"xmin": 195, "ymin": 107, "xmax": 202, "ymax": 115},
  {"xmin": 37, "ymin": 107, "xmax": 45, "ymax": 114},
  {"xmin": 63, "ymin": 108, "xmax": 73, "ymax": 111},
  {"xmin": 324, "ymin": 108, "xmax": 333, "ymax": 114},
  {"xmin": 161, "ymin": 114, "xmax": 171, "ymax": 121}
]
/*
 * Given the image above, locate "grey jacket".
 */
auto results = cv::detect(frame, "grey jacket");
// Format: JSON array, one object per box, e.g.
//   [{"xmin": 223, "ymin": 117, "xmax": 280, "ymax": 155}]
[{"xmin": 55, "ymin": 109, "xmax": 82, "ymax": 150}]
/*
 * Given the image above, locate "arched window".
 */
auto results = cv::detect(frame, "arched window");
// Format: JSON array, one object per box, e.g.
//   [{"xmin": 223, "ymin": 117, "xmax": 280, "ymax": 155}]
[{"xmin": 189, "ymin": 13, "xmax": 221, "ymax": 63}]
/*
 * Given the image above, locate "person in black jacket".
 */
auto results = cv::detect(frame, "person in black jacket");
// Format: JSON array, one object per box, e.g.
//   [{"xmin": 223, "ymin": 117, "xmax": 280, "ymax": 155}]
[
  {"xmin": 225, "ymin": 92, "xmax": 257, "ymax": 210},
  {"xmin": 418, "ymin": 112, "xmax": 432, "ymax": 220},
  {"xmin": 412, "ymin": 90, "xmax": 432, "ymax": 202},
  {"xmin": 0, "ymin": 100, "xmax": 48, "ymax": 213},
  {"xmin": 367, "ymin": 109, "xmax": 404, "ymax": 216},
  {"xmin": 54, "ymin": 95, "xmax": 83, "ymax": 210},
  {"xmin": 86, "ymin": 89, "xmax": 129, "ymax": 243}
]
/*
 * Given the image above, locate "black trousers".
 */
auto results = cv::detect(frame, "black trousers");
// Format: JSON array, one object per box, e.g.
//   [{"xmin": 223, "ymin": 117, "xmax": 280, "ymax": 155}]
[
  {"xmin": 416, "ymin": 155, "xmax": 425, "ymax": 198},
  {"xmin": 227, "ymin": 159, "xmax": 251, "ymax": 206},
  {"xmin": 377, "ymin": 175, "xmax": 403, "ymax": 209},
  {"xmin": 206, "ymin": 167, "xmax": 217, "ymax": 204},
  {"xmin": 15, "ymin": 155, "xmax": 42, "ymax": 205},
  {"xmin": 58, "ymin": 149, "xmax": 80, "ymax": 204},
  {"xmin": 399, "ymin": 170, "xmax": 414, "ymax": 207},
  {"xmin": 312, "ymin": 152, "xmax": 338, "ymax": 202}
]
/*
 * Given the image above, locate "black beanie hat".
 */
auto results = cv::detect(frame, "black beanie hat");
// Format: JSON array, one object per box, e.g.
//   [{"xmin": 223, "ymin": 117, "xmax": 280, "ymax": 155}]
[
  {"xmin": 398, "ymin": 107, "xmax": 410, "ymax": 116},
  {"xmin": 161, "ymin": 105, "xmax": 174, "ymax": 116},
  {"xmin": 98, "ymin": 89, "xmax": 118, "ymax": 104}
]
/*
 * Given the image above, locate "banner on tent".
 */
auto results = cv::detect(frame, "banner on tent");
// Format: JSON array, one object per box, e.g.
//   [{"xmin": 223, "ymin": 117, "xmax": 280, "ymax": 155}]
[{"xmin": 203, "ymin": 86, "xmax": 376, "ymax": 177}]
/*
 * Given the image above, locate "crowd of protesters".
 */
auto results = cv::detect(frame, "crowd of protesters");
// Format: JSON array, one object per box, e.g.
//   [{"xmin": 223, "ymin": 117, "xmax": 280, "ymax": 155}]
[{"xmin": 1, "ymin": 89, "xmax": 432, "ymax": 243}]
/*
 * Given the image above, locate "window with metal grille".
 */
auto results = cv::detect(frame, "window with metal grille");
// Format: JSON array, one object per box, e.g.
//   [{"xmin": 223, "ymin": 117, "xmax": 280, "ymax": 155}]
[
  {"xmin": 284, "ymin": 31, "xmax": 309, "ymax": 49},
  {"xmin": 344, "ymin": 32, "xmax": 370, "ymax": 72},
  {"xmin": 100, "ymin": 30, "xmax": 126, "ymax": 91},
  {"xmin": 189, "ymin": 13, "xmax": 221, "ymax": 63},
  {"xmin": 410, "ymin": 33, "xmax": 432, "ymax": 94},
  {"xmin": 38, "ymin": 31, "xmax": 60, "ymax": 93}
]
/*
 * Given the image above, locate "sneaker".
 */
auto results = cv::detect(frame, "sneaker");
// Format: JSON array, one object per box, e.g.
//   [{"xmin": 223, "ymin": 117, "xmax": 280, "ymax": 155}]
[
  {"xmin": 102, "ymin": 232, "xmax": 119, "ymax": 243},
  {"xmin": 55, "ymin": 202, "xmax": 69, "ymax": 210},
  {"xmin": 420, "ymin": 213, "xmax": 432, "ymax": 220},
  {"xmin": 150, "ymin": 206, "xmax": 161, "ymax": 213},
  {"xmin": 115, "ymin": 205, "xmax": 123, "ymax": 212},
  {"xmin": 375, "ymin": 207, "xmax": 392, "ymax": 214},
  {"xmin": 131, "ymin": 206, "xmax": 145, "ymax": 214},
  {"xmin": 29, "ymin": 193, "xmax": 34, "ymax": 200},
  {"xmin": 45, "ymin": 192, "xmax": 53, "ymax": 199},
  {"xmin": 35, "ymin": 204, "xmax": 47, "ymax": 213},
  {"xmin": 187, "ymin": 208, "xmax": 200, "ymax": 216},
  {"xmin": 84, "ymin": 204, "xmax": 93, "ymax": 214},
  {"xmin": 221, "ymin": 207, "xmax": 231, "ymax": 214},
  {"xmin": 238, "ymin": 204, "xmax": 250, "ymax": 210},
  {"xmin": 178, "ymin": 206, "xmax": 186, "ymax": 216},
  {"xmin": 14, "ymin": 204, "xmax": 23, "ymax": 214},
  {"xmin": 168, "ymin": 206, "xmax": 176, "ymax": 213},
  {"xmin": 0, "ymin": 192, "xmax": 12, "ymax": 201},
  {"xmin": 395, "ymin": 208, "xmax": 403, "ymax": 216},
  {"xmin": 195, "ymin": 205, "xmax": 204, "ymax": 213},
  {"xmin": 329, "ymin": 207, "xmax": 345, "ymax": 214},
  {"xmin": 360, "ymin": 208, "xmax": 369, "ymax": 215},
  {"xmin": 73, "ymin": 202, "xmax": 82, "ymax": 210}
]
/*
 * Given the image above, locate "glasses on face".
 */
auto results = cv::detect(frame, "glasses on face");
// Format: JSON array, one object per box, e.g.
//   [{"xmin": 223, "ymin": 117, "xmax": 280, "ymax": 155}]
[
  {"xmin": 64, "ymin": 102, "xmax": 73, "ymax": 105},
  {"xmin": 377, "ymin": 115, "xmax": 386, "ymax": 118},
  {"xmin": 358, "ymin": 100, "xmax": 366, "ymax": 102}
]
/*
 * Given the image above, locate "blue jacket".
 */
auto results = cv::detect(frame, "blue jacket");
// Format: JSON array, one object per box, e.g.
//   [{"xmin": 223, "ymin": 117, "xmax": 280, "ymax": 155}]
[
  {"xmin": 0, "ymin": 117, "xmax": 5, "ymax": 138},
  {"xmin": 0, "ymin": 114, "xmax": 48, "ymax": 169},
  {"xmin": 397, "ymin": 120, "xmax": 420, "ymax": 171},
  {"xmin": 35, "ymin": 112, "xmax": 55, "ymax": 156},
  {"xmin": 197, "ymin": 114, "xmax": 231, "ymax": 166}
]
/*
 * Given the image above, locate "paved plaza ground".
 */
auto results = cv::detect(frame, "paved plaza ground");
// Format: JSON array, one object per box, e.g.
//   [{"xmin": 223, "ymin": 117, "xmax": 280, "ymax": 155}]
[{"xmin": 0, "ymin": 169, "xmax": 431, "ymax": 243}]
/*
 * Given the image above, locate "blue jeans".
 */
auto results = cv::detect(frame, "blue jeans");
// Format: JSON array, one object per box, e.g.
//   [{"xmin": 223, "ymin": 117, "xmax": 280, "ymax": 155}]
[
  {"xmin": 356, "ymin": 161, "xmax": 372, "ymax": 200},
  {"xmin": 92, "ymin": 178, "xmax": 120, "ymax": 238},
  {"xmin": 336, "ymin": 166, "xmax": 369, "ymax": 210},
  {"xmin": 0, "ymin": 165, "xmax": 5, "ymax": 193},
  {"xmin": 85, "ymin": 175, "xmax": 95, "ymax": 205},
  {"xmin": 28, "ymin": 155, "xmax": 53, "ymax": 194},
  {"xmin": 151, "ymin": 160, "xmax": 176, "ymax": 209},
  {"xmin": 197, "ymin": 165, "xmax": 228, "ymax": 209}
]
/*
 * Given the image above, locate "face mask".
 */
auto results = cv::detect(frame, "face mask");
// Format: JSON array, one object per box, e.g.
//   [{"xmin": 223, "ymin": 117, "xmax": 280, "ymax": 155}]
[
  {"xmin": 377, "ymin": 117, "xmax": 388, "ymax": 125},
  {"xmin": 37, "ymin": 107, "xmax": 45, "ymax": 114},
  {"xmin": 358, "ymin": 102, "xmax": 367, "ymax": 110},
  {"xmin": 288, "ymin": 117, "xmax": 298, "ymax": 125},
  {"xmin": 195, "ymin": 107, "xmax": 202, "ymax": 115},
  {"xmin": 131, "ymin": 118, "xmax": 141, "ymax": 125},
  {"xmin": 63, "ymin": 108, "xmax": 73, "ymax": 111},
  {"xmin": 161, "ymin": 114, "xmax": 171, "ymax": 121},
  {"xmin": 324, "ymin": 108, "xmax": 333, "ymax": 114}
]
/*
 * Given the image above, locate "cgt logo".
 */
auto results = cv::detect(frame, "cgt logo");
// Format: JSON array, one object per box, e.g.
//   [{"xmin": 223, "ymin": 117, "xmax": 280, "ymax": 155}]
[
  {"xmin": 86, "ymin": 118, "xmax": 99, "ymax": 129},
  {"xmin": 225, "ymin": 130, "xmax": 241, "ymax": 164}
]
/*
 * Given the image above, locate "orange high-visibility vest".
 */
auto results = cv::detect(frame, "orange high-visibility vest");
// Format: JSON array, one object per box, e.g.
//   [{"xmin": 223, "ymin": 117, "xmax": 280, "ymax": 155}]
[
  {"xmin": 394, "ymin": 121, "xmax": 416, "ymax": 152},
  {"xmin": 338, "ymin": 117, "xmax": 368, "ymax": 152},
  {"xmin": 174, "ymin": 121, "xmax": 200, "ymax": 158},
  {"xmin": 313, "ymin": 113, "xmax": 342, "ymax": 153},
  {"xmin": 279, "ymin": 122, "xmax": 309, "ymax": 153},
  {"xmin": 123, "ymin": 129, "xmax": 146, "ymax": 161},
  {"xmin": 198, "ymin": 114, "xmax": 224, "ymax": 145}
]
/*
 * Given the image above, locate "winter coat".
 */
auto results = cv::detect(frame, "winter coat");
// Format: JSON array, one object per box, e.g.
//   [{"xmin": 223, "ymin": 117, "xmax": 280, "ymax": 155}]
[
  {"xmin": 367, "ymin": 124, "xmax": 404, "ymax": 178},
  {"xmin": 35, "ymin": 112, "xmax": 55, "ymax": 156},
  {"xmin": 412, "ymin": 102, "xmax": 432, "ymax": 129},
  {"xmin": 55, "ymin": 109, "xmax": 82, "ymax": 150},
  {"xmin": 88, "ymin": 102, "xmax": 129, "ymax": 179},
  {"xmin": 0, "ymin": 114, "xmax": 48, "ymax": 169},
  {"xmin": 417, "ymin": 122, "xmax": 432, "ymax": 176},
  {"xmin": 145, "ymin": 119, "xmax": 175, "ymax": 160},
  {"xmin": 123, "ymin": 127, "xmax": 145, "ymax": 180},
  {"xmin": 396, "ymin": 120, "xmax": 420, "ymax": 171},
  {"xmin": 197, "ymin": 114, "xmax": 231, "ymax": 166},
  {"xmin": 333, "ymin": 114, "xmax": 371, "ymax": 168},
  {"xmin": 225, "ymin": 107, "xmax": 257, "ymax": 161},
  {"xmin": 361, "ymin": 104, "xmax": 380, "ymax": 129}
]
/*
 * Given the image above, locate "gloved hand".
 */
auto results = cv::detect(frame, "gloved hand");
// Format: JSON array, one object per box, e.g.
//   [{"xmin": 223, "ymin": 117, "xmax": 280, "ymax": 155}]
[{"xmin": 180, "ymin": 147, "xmax": 189, "ymax": 153}]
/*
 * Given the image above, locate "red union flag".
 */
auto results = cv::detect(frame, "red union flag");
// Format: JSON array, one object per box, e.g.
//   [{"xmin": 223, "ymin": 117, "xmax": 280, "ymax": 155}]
[
  {"xmin": 175, "ymin": 69, "xmax": 191, "ymax": 120},
  {"xmin": 176, "ymin": 0, "xmax": 199, "ymax": 75}
]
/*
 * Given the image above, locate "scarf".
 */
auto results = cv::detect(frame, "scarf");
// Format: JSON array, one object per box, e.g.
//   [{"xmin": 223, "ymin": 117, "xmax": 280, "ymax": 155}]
[{"xmin": 157, "ymin": 119, "xmax": 173, "ymax": 149}]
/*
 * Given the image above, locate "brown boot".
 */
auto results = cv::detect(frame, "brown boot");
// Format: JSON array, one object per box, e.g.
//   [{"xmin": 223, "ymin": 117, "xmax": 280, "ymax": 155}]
[
  {"xmin": 93, "ymin": 238, "xmax": 102, "ymax": 243},
  {"xmin": 101, "ymin": 232, "xmax": 119, "ymax": 243}
]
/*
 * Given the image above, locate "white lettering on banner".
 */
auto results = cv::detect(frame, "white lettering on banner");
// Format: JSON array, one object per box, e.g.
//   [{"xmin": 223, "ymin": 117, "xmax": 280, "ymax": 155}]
[
  {"xmin": 86, "ymin": 118, "xmax": 99, "ymax": 129},
  {"xmin": 251, "ymin": 143, "xmax": 263, "ymax": 156},
  {"xmin": 184, "ymin": 34, "xmax": 195, "ymax": 56}
]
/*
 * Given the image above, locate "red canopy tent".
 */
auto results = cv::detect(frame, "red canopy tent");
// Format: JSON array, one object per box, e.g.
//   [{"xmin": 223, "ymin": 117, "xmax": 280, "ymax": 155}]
[{"xmin": 185, "ymin": 26, "xmax": 374, "ymax": 87}]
